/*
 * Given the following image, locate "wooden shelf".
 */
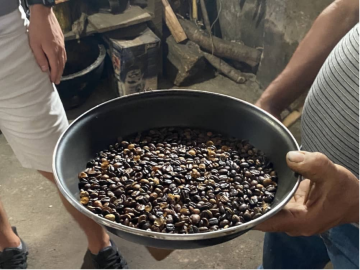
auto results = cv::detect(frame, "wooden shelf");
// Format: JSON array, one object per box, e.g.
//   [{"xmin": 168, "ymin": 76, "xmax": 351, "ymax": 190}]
[{"xmin": 64, "ymin": 6, "xmax": 152, "ymax": 41}]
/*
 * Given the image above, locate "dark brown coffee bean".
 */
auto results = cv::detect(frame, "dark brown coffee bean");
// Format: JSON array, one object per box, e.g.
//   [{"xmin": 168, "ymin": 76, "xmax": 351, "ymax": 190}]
[
  {"xmin": 219, "ymin": 219, "xmax": 229, "ymax": 228},
  {"xmin": 199, "ymin": 227, "xmax": 209, "ymax": 233},
  {"xmin": 240, "ymin": 162, "xmax": 249, "ymax": 168},
  {"xmin": 209, "ymin": 218, "xmax": 219, "ymax": 226},
  {"xmin": 180, "ymin": 208, "xmax": 190, "ymax": 215},
  {"xmin": 238, "ymin": 204, "xmax": 248, "ymax": 212},
  {"xmin": 190, "ymin": 214, "xmax": 200, "ymax": 224},
  {"xmin": 243, "ymin": 210, "xmax": 252, "ymax": 221},
  {"xmin": 200, "ymin": 210, "xmax": 213, "ymax": 219},
  {"xmin": 231, "ymin": 215, "xmax": 240, "ymax": 223},
  {"xmin": 166, "ymin": 224, "xmax": 175, "ymax": 232}
]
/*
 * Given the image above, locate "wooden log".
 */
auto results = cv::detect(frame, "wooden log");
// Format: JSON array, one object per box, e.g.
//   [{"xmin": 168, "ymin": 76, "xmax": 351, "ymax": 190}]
[
  {"xmin": 199, "ymin": 0, "xmax": 211, "ymax": 34},
  {"xmin": 162, "ymin": 0, "xmax": 187, "ymax": 43},
  {"xmin": 165, "ymin": 36, "xmax": 207, "ymax": 86},
  {"xmin": 203, "ymin": 52, "xmax": 246, "ymax": 83},
  {"xmin": 179, "ymin": 18, "xmax": 261, "ymax": 67}
]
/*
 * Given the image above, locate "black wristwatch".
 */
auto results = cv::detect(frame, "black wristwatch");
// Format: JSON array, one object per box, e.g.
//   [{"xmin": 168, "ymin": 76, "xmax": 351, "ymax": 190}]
[{"xmin": 26, "ymin": 0, "xmax": 56, "ymax": 7}]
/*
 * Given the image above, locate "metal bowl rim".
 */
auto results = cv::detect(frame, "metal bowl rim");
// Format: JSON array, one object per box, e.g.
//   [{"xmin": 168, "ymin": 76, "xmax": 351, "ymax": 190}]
[
  {"xmin": 53, "ymin": 89, "xmax": 300, "ymax": 241},
  {"xmin": 61, "ymin": 44, "xmax": 106, "ymax": 81}
]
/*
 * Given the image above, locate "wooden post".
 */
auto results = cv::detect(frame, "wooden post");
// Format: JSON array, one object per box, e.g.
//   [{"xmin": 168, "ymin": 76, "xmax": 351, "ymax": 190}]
[
  {"xmin": 162, "ymin": 0, "xmax": 187, "ymax": 43},
  {"xmin": 192, "ymin": 0, "xmax": 198, "ymax": 20},
  {"xmin": 199, "ymin": 0, "xmax": 211, "ymax": 34}
]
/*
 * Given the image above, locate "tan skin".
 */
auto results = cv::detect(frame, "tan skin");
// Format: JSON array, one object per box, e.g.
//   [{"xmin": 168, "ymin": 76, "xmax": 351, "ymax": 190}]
[
  {"xmin": 255, "ymin": 0, "xmax": 359, "ymax": 234},
  {"xmin": 28, "ymin": 5, "xmax": 66, "ymax": 84},
  {"xmin": 256, "ymin": 152, "xmax": 359, "ymax": 235},
  {"xmin": 0, "ymin": 5, "xmax": 170, "ymax": 259},
  {"xmin": 0, "ymin": 5, "xmax": 110, "ymax": 254},
  {"xmin": 256, "ymin": 0, "xmax": 359, "ymax": 119}
]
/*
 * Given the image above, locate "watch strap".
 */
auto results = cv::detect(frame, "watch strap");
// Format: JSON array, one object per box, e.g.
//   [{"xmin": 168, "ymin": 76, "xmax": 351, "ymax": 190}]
[{"xmin": 26, "ymin": 0, "xmax": 55, "ymax": 7}]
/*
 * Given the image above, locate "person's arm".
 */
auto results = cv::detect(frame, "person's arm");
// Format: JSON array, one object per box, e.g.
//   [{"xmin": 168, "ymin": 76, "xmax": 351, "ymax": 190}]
[
  {"xmin": 256, "ymin": 0, "xmax": 359, "ymax": 118},
  {"xmin": 28, "ymin": 4, "xmax": 66, "ymax": 84}
]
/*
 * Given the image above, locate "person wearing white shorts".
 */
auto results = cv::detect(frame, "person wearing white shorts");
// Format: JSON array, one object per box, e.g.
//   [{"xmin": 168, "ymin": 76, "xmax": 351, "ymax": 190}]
[{"xmin": 0, "ymin": 2, "xmax": 128, "ymax": 268}]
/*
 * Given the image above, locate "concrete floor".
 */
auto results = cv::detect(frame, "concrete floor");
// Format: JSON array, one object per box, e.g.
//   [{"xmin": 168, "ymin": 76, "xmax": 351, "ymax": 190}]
[{"xmin": 0, "ymin": 74, "xmax": 301, "ymax": 269}]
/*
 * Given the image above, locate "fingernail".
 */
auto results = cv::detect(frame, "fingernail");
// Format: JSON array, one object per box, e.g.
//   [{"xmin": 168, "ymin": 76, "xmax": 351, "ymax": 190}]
[
  {"xmin": 41, "ymin": 66, "xmax": 48, "ymax": 72},
  {"xmin": 287, "ymin": 151, "xmax": 305, "ymax": 163}
]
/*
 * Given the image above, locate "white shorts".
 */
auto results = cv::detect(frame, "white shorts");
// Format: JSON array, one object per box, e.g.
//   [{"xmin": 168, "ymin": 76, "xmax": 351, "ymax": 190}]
[{"xmin": 0, "ymin": 7, "xmax": 68, "ymax": 172}]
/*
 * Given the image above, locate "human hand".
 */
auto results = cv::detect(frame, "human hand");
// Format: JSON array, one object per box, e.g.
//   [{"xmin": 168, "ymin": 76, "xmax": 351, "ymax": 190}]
[
  {"xmin": 28, "ymin": 5, "xmax": 66, "ymax": 84},
  {"xmin": 256, "ymin": 151, "xmax": 359, "ymax": 236}
]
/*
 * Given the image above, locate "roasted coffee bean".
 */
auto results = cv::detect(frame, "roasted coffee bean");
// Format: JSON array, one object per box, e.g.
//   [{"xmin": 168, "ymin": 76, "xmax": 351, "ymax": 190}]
[
  {"xmin": 231, "ymin": 215, "xmax": 241, "ymax": 224},
  {"xmin": 188, "ymin": 225, "xmax": 199, "ymax": 234},
  {"xmin": 209, "ymin": 218, "xmax": 219, "ymax": 226},
  {"xmin": 238, "ymin": 203, "xmax": 248, "ymax": 212},
  {"xmin": 200, "ymin": 210, "xmax": 213, "ymax": 219},
  {"xmin": 180, "ymin": 208, "xmax": 190, "ymax": 215},
  {"xmin": 199, "ymin": 227, "xmax": 210, "ymax": 233},
  {"xmin": 166, "ymin": 224, "xmax": 175, "ymax": 232},
  {"xmin": 243, "ymin": 210, "xmax": 252, "ymax": 221},
  {"xmin": 190, "ymin": 214, "xmax": 200, "ymax": 224},
  {"xmin": 219, "ymin": 219, "xmax": 229, "ymax": 228},
  {"xmin": 78, "ymin": 128, "xmax": 278, "ymax": 234}
]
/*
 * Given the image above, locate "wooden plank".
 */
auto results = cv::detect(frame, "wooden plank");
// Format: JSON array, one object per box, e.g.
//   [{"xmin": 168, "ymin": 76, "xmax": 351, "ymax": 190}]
[
  {"xmin": 162, "ymin": 0, "xmax": 187, "ymax": 43},
  {"xmin": 283, "ymin": 106, "xmax": 303, "ymax": 128},
  {"xmin": 192, "ymin": 0, "xmax": 198, "ymax": 20},
  {"xmin": 87, "ymin": 6, "xmax": 152, "ymax": 33}
]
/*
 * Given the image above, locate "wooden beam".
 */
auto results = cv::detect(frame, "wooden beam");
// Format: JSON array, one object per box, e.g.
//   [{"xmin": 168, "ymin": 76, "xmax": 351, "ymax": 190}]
[
  {"xmin": 199, "ymin": 0, "xmax": 211, "ymax": 34},
  {"xmin": 162, "ymin": 0, "xmax": 187, "ymax": 43},
  {"xmin": 192, "ymin": 0, "xmax": 198, "ymax": 21}
]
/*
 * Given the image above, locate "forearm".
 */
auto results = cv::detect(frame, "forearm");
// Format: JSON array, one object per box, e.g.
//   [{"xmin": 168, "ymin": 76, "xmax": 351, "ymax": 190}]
[
  {"xmin": 257, "ymin": 0, "xmax": 359, "ymax": 114},
  {"xmin": 348, "ymin": 181, "xmax": 359, "ymax": 224},
  {"xmin": 29, "ymin": 4, "xmax": 52, "ymax": 13}
]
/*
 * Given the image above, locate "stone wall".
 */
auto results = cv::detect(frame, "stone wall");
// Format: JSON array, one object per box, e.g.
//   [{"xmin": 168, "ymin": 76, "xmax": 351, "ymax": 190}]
[{"xmin": 216, "ymin": 0, "xmax": 333, "ymax": 88}]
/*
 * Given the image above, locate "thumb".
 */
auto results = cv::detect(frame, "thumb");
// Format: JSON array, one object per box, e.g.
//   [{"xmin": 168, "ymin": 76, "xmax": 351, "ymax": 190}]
[
  {"xmin": 286, "ymin": 151, "xmax": 337, "ymax": 184},
  {"xmin": 32, "ymin": 46, "xmax": 49, "ymax": 72}
]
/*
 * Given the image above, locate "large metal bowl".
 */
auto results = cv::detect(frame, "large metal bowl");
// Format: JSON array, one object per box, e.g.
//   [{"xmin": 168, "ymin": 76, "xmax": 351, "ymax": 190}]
[{"xmin": 53, "ymin": 90, "xmax": 300, "ymax": 249}]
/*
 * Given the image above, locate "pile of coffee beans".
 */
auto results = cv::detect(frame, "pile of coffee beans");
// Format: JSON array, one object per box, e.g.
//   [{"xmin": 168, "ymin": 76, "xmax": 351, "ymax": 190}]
[{"xmin": 78, "ymin": 128, "xmax": 278, "ymax": 234}]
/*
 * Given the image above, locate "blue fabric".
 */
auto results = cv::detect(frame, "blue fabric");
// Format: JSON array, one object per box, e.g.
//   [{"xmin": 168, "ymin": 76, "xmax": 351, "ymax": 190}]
[{"xmin": 262, "ymin": 224, "xmax": 359, "ymax": 269}]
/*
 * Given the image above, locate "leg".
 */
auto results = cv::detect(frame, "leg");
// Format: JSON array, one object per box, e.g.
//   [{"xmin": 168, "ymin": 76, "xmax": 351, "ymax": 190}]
[
  {"xmin": 39, "ymin": 171, "xmax": 110, "ymax": 254},
  {"xmin": 0, "ymin": 200, "xmax": 20, "ymax": 251},
  {"xmin": 321, "ymin": 224, "xmax": 359, "ymax": 269},
  {"xmin": 262, "ymin": 232, "xmax": 330, "ymax": 269},
  {"xmin": 0, "ymin": 7, "xmax": 119, "ymax": 262}
]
